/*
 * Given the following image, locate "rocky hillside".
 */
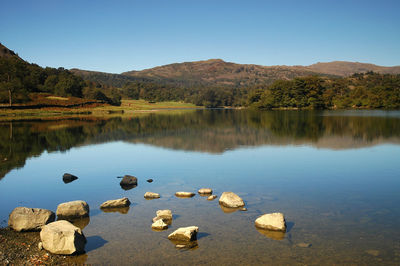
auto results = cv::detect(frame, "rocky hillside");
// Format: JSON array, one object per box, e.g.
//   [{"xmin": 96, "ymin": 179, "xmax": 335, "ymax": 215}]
[
  {"xmin": 306, "ymin": 61, "xmax": 400, "ymax": 76},
  {"xmin": 122, "ymin": 59, "xmax": 322, "ymax": 87},
  {"xmin": 0, "ymin": 42, "xmax": 21, "ymax": 59}
]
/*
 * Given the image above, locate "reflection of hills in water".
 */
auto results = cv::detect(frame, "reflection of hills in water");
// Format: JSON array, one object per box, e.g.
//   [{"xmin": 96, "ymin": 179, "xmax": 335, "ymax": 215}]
[{"xmin": 1, "ymin": 110, "xmax": 400, "ymax": 179}]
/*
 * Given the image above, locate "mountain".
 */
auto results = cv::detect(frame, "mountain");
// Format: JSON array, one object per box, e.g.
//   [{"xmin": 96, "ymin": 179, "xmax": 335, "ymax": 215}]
[
  {"xmin": 306, "ymin": 61, "xmax": 400, "ymax": 76},
  {"xmin": 0, "ymin": 42, "xmax": 22, "ymax": 60},
  {"xmin": 122, "ymin": 59, "xmax": 323, "ymax": 88}
]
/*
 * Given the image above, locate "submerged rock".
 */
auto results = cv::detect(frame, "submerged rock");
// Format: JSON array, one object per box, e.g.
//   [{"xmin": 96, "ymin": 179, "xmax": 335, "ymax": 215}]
[
  {"xmin": 168, "ymin": 226, "xmax": 199, "ymax": 242},
  {"xmin": 255, "ymin": 213, "xmax": 286, "ymax": 231},
  {"xmin": 219, "ymin": 192, "xmax": 245, "ymax": 208},
  {"xmin": 101, "ymin": 207, "xmax": 130, "ymax": 214},
  {"xmin": 151, "ymin": 219, "xmax": 168, "ymax": 230},
  {"xmin": 147, "ymin": 179, "xmax": 153, "ymax": 183},
  {"xmin": 198, "ymin": 188, "xmax": 212, "ymax": 195},
  {"xmin": 56, "ymin": 200, "xmax": 89, "ymax": 220},
  {"xmin": 207, "ymin": 195, "xmax": 217, "ymax": 201},
  {"xmin": 62, "ymin": 173, "xmax": 78, "ymax": 184},
  {"xmin": 175, "ymin": 241, "xmax": 199, "ymax": 249},
  {"xmin": 120, "ymin": 175, "xmax": 138, "ymax": 190},
  {"xmin": 175, "ymin": 192, "xmax": 195, "ymax": 198},
  {"xmin": 8, "ymin": 207, "xmax": 55, "ymax": 232},
  {"xmin": 100, "ymin": 197, "xmax": 131, "ymax": 209},
  {"xmin": 144, "ymin": 192, "xmax": 160, "ymax": 199},
  {"xmin": 40, "ymin": 220, "xmax": 86, "ymax": 255},
  {"xmin": 297, "ymin": 242, "xmax": 312, "ymax": 248},
  {"xmin": 255, "ymin": 227, "xmax": 286, "ymax": 240}
]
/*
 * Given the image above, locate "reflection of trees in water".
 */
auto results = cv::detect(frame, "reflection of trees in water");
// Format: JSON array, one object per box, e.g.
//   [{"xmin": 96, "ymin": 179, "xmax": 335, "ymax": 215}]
[{"xmin": 1, "ymin": 110, "xmax": 400, "ymax": 179}]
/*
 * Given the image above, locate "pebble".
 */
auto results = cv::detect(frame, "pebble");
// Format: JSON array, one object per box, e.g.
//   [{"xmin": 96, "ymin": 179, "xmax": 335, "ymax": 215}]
[
  {"xmin": 147, "ymin": 179, "xmax": 153, "ymax": 183},
  {"xmin": 297, "ymin": 242, "xmax": 312, "ymax": 248}
]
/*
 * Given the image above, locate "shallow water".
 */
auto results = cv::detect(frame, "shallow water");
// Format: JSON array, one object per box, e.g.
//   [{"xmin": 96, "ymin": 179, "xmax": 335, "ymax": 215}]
[{"xmin": 1, "ymin": 110, "xmax": 400, "ymax": 265}]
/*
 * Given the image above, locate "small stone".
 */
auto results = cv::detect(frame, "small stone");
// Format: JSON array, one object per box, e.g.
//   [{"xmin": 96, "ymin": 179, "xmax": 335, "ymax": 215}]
[
  {"xmin": 62, "ymin": 173, "xmax": 78, "ymax": 184},
  {"xmin": 144, "ymin": 192, "xmax": 160, "ymax": 199},
  {"xmin": 168, "ymin": 226, "xmax": 199, "ymax": 242},
  {"xmin": 147, "ymin": 179, "xmax": 153, "ymax": 183},
  {"xmin": 240, "ymin": 207, "xmax": 247, "ymax": 211},
  {"xmin": 38, "ymin": 242, "xmax": 43, "ymax": 250},
  {"xmin": 219, "ymin": 192, "xmax": 245, "ymax": 208},
  {"xmin": 176, "ymin": 244, "xmax": 186, "ymax": 248},
  {"xmin": 207, "ymin": 195, "xmax": 217, "ymax": 201},
  {"xmin": 100, "ymin": 197, "xmax": 130, "ymax": 209},
  {"xmin": 297, "ymin": 242, "xmax": 312, "ymax": 248},
  {"xmin": 120, "ymin": 175, "xmax": 138, "ymax": 190},
  {"xmin": 151, "ymin": 219, "xmax": 168, "ymax": 230},
  {"xmin": 198, "ymin": 188, "xmax": 212, "ymax": 194},
  {"xmin": 175, "ymin": 192, "xmax": 195, "ymax": 198},
  {"xmin": 255, "ymin": 213, "xmax": 286, "ymax": 231}
]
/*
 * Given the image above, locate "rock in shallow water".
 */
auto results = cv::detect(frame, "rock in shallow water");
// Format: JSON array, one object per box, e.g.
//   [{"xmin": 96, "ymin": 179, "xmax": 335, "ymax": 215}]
[
  {"xmin": 8, "ymin": 207, "xmax": 55, "ymax": 232},
  {"xmin": 175, "ymin": 192, "xmax": 195, "ymax": 198},
  {"xmin": 120, "ymin": 175, "xmax": 138, "ymax": 190},
  {"xmin": 56, "ymin": 200, "xmax": 89, "ymax": 220},
  {"xmin": 40, "ymin": 220, "xmax": 86, "ymax": 255},
  {"xmin": 207, "ymin": 195, "xmax": 218, "ymax": 201},
  {"xmin": 255, "ymin": 213, "xmax": 286, "ymax": 231},
  {"xmin": 219, "ymin": 192, "xmax": 245, "ymax": 208},
  {"xmin": 144, "ymin": 192, "xmax": 160, "ymax": 199},
  {"xmin": 151, "ymin": 219, "xmax": 168, "ymax": 230},
  {"xmin": 198, "ymin": 188, "xmax": 212, "ymax": 194},
  {"xmin": 168, "ymin": 226, "xmax": 199, "ymax": 242},
  {"xmin": 62, "ymin": 173, "xmax": 78, "ymax": 184},
  {"xmin": 100, "ymin": 197, "xmax": 130, "ymax": 209}
]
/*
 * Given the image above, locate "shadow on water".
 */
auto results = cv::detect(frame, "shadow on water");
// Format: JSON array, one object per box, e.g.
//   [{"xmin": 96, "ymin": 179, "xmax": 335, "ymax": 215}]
[
  {"xmin": 197, "ymin": 232, "xmax": 210, "ymax": 240},
  {"xmin": 85, "ymin": 235, "xmax": 108, "ymax": 252},
  {"xmin": 286, "ymin": 221, "xmax": 295, "ymax": 233}
]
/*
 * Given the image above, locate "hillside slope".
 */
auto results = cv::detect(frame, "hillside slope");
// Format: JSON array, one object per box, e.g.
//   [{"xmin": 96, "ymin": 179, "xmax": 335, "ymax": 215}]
[{"xmin": 307, "ymin": 61, "xmax": 400, "ymax": 76}]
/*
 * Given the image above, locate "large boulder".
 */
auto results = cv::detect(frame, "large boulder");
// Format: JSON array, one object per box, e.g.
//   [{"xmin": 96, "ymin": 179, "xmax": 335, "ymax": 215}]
[
  {"xmin": 219, "ymin": 192, "xmax": 245, "ymax": 208},
  {"xmin": 175, "ymin": 192, "xmax": 195, "ymax": 198},
  {"xmin": 8, "ymin": 207, "xmax": 55, "ymax": 232},
  {"xmin": 40, "ymin": 220, "xmax": 86, "ymax": 255},
  {"xmin": 62, "ymin": 173, "xmax": 78, "ymax": 184},
  {"xmin": 120, "ymin": 175, "xmax": 137, "ymax": 190},
  {"xmin": 168, "ymin": 226, "xmax": 199, "ymax": 242},
  {"xmin": 255, "ymin": 213, "xmax": 286, "ymax": 231},
  {"xmin": 144, "ymin": 192, "xmax": 160, "ymax": 199},
  {"xmin": 56, "ymin": 200, "xmax": 89, "ymax": 220},
  {"xmin": 100, "ymin": 197, "xmax": 130, "ymax": 209}
]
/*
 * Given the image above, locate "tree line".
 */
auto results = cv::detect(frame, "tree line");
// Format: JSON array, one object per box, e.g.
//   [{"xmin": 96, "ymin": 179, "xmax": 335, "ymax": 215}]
[{"xmin": 1, "ymin": 53, "xmax": 399, "ymax": 109}]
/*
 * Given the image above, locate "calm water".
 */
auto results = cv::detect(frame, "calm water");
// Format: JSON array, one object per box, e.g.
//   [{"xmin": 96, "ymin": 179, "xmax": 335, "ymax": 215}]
[{"xmin": 1, "ymin": 110, "xmax": 400, "ymax": 265}]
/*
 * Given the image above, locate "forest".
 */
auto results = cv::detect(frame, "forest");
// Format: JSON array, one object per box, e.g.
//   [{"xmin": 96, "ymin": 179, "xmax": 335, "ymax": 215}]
[{"xmin": 1, "ymin": 51, "xmax": 400, "ymax": 109}]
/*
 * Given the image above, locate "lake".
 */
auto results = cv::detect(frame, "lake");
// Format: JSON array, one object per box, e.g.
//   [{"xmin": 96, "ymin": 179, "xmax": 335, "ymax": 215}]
[{"xmin": 1, "ymin": 109, "xmax": 400, "ymax": 265}]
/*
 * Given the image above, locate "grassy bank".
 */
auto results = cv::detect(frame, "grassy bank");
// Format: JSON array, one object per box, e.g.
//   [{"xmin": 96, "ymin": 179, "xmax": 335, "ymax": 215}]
[{"xmin": 0, "ymin": 100, "xmax": 200, "ymax": 120}]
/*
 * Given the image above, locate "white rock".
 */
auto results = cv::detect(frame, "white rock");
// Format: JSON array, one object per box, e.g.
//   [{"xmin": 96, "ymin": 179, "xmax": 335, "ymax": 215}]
[
  {"xmin": 151, "ymin": 219, "xmax": 168, "ymax": 230},
  {"xmin": 168, "ymin": 226, "xmax": 199, "ymax": 242},
  {"xmin": 100, "ymin": 197, "xmax": 130, "ymax": 209},
  {"xmin": 156, "ymin": 210, "xmax": 172, "ymax": 220},
  {"xmin": 255, "ymin": 213, "xmax": 286, "ymax": 231},
  {"xmin": 207, "ymin": 195, "xmax": 217, "ymax": 201},
  {"xmin": 144, "ymin": 192, "xmax": 160, "ymax": 199},
  {"xmin": 198, "ymin": 188, "xmax": 212, "ymax": 194},
  {"xmin": 38, "ymin": 242, "xmax": 43, "ymax": 250},
  {"xmin": 40, "ymin": 220, "xmax": 86, "ymax": 255},
  {"xmin": 8, "ymin": 207, "xmax": 55, "ymax": 232},
  {"xmin": 175, "ymin": 192, "xmax": 195, "ymax": 197},
  {"xmin": 219, "ymin": 192, "xmax": 245, "ymax": 208},
  {"xmin": 56, "ymin": 200, "xmax": 89, "ymax": 219}
]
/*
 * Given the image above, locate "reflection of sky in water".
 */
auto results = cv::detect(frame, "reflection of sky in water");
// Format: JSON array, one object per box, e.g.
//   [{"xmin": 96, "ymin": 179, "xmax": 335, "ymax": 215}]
[
  {"xmin": 1, "ymin": 109, "xmax": 400, "ymax": 265},
  {"xmin": 1, "ymin": 141, "xmax": 400, "ymax": 264}
]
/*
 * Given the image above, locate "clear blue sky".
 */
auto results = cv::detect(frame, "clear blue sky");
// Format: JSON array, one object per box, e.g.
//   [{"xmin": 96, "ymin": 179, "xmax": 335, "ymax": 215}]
[{"xmin": 1, "ymin": 0, "xmax": 399, "ymax": 73}]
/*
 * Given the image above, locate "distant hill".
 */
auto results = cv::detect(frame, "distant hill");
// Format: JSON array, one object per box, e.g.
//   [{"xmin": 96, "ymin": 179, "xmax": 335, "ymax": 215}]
[
  {"xmin": 306, "ymin": 61, "xmax": 400, "ymax": 76},
  {"xmin": 122, "ymin": 59, "xmax": 323, "ymax": 88}
]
